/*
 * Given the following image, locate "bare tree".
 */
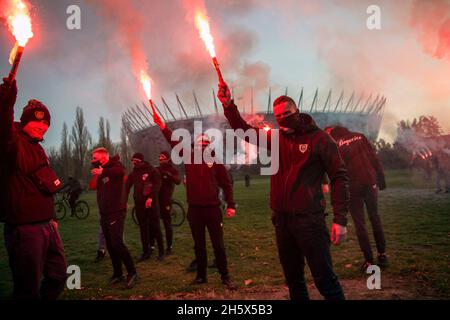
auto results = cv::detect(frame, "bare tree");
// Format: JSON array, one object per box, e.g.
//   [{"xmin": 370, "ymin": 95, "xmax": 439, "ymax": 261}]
[
  {"xmin": 71, "ymin": 107, "xmax": 92, "ymax": 182},
  {"xmin": 120, "ymin": 117, "xmax": 133, "ymax": 171},
  {"xmin": 96, "ymin": 117, "xmax": 114, "ymax": 153}
]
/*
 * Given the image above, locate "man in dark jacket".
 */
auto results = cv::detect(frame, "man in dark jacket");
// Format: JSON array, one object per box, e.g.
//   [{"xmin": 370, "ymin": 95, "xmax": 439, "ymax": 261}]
[
  {"xmin": 90, "ymin": 148, "xmax": 137, "ymax": 289},
  {"xmin": 218, "ymin": 82, "xmax": 349, "ymax": 300},
  {"xmin": 157, "ymin": 151, "xmax": 181, "ymax": 254},
  {"xmin": 326, "ymin": 126, "xmax": 388, "ymax": 271},
  {"xmin": 125, "ymin": 152, "xmax": 164, "ymax": 262},
  {"xmin": 153, "ymin": 112, "xmax": 237, "ymax": 290},
  {"xmin": 0, "ymin": 78, "xmax": 67, "ymax": 300}
]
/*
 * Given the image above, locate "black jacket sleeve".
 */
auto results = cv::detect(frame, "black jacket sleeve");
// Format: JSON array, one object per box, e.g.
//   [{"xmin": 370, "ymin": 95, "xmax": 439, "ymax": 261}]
[
  {"xmin": 317, "ymin": 132, "xmax": 349, "ymax": 226},
  {"xmin": 216, "ymin": 164, "xmax": 235, "ymax": 209},
  {"xmin": 363, "ymin": 136, "xmax": 386, "ymax": 189},
  {"xmin": 149, "ymin": 167, "xmax": 161, "ymax": 198},
  {"xmin": 223, "ymin": 101, "xmax": 272, "ymax": 150},
  {"xmin": 125, "ymin": 171, "xmax": 134, "ymax": 199},
  {"xmin": 0, "ymin": 79, "xmax": 18, "ymax": 154},
  {"xmin": 169, "ymin": 166, "xmax": 182, "ymax": 185}
]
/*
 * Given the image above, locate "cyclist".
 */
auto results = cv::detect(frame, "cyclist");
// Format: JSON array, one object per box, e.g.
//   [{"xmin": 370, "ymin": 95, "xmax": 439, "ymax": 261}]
[
  {"xmin": 60, "ymin": 177, "xmax": 83, "ymax": 213},
  {"xmin": 156, "ymin": 151, "xmax": 181, "ymax": 255}
]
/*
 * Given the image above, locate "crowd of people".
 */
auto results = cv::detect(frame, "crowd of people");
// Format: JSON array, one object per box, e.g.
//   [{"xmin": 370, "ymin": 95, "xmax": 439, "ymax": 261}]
[{"xmin": 1, "ymin": 77, "xmax": 391, "ymax": 300}]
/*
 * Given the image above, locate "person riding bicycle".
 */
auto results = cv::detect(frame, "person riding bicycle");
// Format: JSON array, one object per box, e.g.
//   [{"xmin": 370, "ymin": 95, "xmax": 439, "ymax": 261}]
[
  {"xmin": 60, "ymin": 177, "xmax": 83, "ymax": 213},
  {"xmin": 157, "ymin": 151, "xmax": 181, "ymax": 255}
]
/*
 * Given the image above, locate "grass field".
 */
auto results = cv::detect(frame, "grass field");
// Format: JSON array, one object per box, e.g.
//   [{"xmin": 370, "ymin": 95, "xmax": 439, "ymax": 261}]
[{"xmin": 0, "ymin": 170, "xmax": 449, "ymax": 300}]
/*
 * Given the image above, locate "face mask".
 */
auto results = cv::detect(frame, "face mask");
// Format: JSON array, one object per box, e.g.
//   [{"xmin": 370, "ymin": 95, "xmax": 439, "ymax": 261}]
[
  {"xmin": 277, "ymin": 112, "xmax": 301, "ymax": 131},
  {"xmin": 91, "ymin": 160, "xmax": 102, "ymax": 169}
]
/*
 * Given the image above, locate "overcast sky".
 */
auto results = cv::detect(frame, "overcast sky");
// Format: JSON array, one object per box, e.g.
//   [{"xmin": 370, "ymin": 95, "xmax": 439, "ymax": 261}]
[{"xmin": 1, "ymin": 0, "xmax": 449, "ymax": 149}]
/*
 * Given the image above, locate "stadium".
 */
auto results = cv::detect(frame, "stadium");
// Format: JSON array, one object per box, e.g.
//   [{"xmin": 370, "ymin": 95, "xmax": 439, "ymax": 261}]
[{"xmin": 122, "ymin": 88, "xmax": 386, "ymax": 166}]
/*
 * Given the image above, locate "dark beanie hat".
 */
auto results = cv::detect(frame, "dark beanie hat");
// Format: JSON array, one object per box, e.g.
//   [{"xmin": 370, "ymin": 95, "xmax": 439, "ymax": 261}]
[
  {"xmin": 20, "ymin": 100, "xmax": 51, "ymax": 127},
  {"xmin": 132, "ymin": 152, "xmax": 144, "ymax": 161}
]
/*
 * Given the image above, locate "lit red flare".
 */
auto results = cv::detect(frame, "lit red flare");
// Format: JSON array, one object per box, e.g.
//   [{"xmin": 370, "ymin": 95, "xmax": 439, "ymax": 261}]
[
  {"xmin": 140, "ymin": 70, "xmax": 157, "ymax": 115},
  {"xmin": 194, "ymin": 10, "xmax": 224, "ymax": 85},
  {"xmin": 5, "ymin": 0, "xmax": 34, "ymax": 81}
]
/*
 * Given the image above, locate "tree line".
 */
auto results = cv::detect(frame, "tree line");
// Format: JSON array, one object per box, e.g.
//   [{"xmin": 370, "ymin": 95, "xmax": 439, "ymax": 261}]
[{"xmin": 47, "ymin": 106, "xmax": 133, "ymax": 187}]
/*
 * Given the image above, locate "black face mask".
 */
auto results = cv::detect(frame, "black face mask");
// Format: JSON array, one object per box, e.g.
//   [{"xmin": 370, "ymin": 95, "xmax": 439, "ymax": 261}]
[
  {"xmin": 91, "ymin": 160, "xmax": 102, "ymax": 169},
  {"xmin": 277, "ymin": 112, "xmax": 301, "ymax": 131}
]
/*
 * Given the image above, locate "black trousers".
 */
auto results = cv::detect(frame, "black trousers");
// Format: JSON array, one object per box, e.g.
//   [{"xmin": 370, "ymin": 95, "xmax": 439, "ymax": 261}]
[
  {"xmin": 100, "ymin": 210, "xmax": 136, "ymax": 276},
  {"xmin": 138, "ymin": 201, "xmax": 164, "ymax": 256},
  {"xmin": 188, "ymin": 205, "xmax": 229, "ymax": 279},
  {"xmin": 160, "ymin": 201, "xmax": 173, "ymax": 248},
  {"xmin": 349, "ymin": 185, "xmax": 386, "ymax": 262},
  {"xmin": 272, "ymin": 211, "xmax": 345, "ymax": 300},
  {"xmin": 4, "ymin": 220, "xmax": 68, "ymax": 300}
]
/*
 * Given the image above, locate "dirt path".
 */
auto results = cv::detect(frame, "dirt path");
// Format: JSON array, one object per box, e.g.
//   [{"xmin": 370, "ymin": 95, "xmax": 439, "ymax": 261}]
[{"xmin": 118, "ymin": 274, "xmax": 440, "ymax": 300}]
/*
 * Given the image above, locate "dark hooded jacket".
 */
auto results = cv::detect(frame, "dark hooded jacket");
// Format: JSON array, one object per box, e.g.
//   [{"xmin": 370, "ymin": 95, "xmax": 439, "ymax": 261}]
[
  {"xmin": 330, "ymin": 127, "xmax": 386, "ymax": 190},
  {"xmin": 95, "ymin": 155, "xmax": 127, "ymax": 215},
  {"xmin": 158, "ymin": 162, "xmax": 181, "ymax": 206},
  {"xmin": 125, "ymin": 161, "xmax": 161, "ymax": 205},
  {"xmin": 0, "ymin": 82, "xmax": 60, "ymax": 225},
  {"xmin": 223, "ymin": 101, "xmax": 349, "ymax": 226},
  {"xmin": 160, "ymin": 127, "xmax": 235, "ymax": 209}
]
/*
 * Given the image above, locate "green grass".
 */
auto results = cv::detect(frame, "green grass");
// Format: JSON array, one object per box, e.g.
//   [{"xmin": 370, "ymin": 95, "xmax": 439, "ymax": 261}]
[{"xmin": 0, "ymin": 169, "xmax": 449, "ymax": 299}]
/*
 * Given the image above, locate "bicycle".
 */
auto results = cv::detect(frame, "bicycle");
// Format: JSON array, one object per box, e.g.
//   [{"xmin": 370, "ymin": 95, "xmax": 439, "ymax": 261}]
[
  {"xmin": 54, "ymin": 192, "xmax": 90, "ymax": 221},
  {"xmin": 131, "ymin": 199, "xmax": 186, "ymax": 227}
]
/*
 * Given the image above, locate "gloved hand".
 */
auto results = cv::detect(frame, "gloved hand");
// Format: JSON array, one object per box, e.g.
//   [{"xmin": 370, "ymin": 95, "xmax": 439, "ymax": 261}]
[
  {"xmin": 217, "ymin": 82, "xmax": 232, "ymax": 108},
  {"xmin": 153, "ymin": 109, "xmax": 166, "ymax": 129},
  {"xmin": 0, "ymin": 77, "xmax": 18, "ymax": 106},
  {"xmin": 226, "ymin": 208, "xmax": 235, "ymax": 218},
  {"xmin": 330, "ymin": 223, "xmax": 347, "ymax": 245},
  {"xmin": 145, "ymin": 198, "xmax": 153, "ymax": 209}
]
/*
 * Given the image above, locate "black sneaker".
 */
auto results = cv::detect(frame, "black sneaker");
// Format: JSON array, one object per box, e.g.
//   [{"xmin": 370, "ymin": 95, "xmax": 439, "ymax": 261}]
[
  {"xmin": 378, "ymin": 253, "xmax": 389, "ymax": 269},
  {"xmin": 190, "ymin": 277, "xmax": 207, "ymax": 285},
  {"xmin": 94, "ymin": 250, "xmax": 105, "ymax": 263},
  {"xmin": 186, "ymin": 259, "xmax": 197, "ymax": 273},
  {"xmin": 137, "ymin": 252, "xmax": 151, "ymax": 263},
  {"xmin": 157, "ymin": 254, "xmax": 165, "ymax": 262},
  {"xmin": 166, "ymin": 247, "xmax": 173, "ymax": 255},
  {"xmin": 126, "ymin": 273, "xmax": 138, "ymax": 289},
  {"xmin": 109, "ymin": 275, "xmax": 125, "ymax": 286},
  {"xmin": 221, "ymin": 276, "xmax": 237, "ymax": 291},
  {"xmin": 360, "ymin": 261, "xmax": 373, "ymax": 273}
]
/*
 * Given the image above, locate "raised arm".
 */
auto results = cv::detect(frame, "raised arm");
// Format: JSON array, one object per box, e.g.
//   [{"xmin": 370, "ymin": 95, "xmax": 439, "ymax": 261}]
[
  {"xmin": 218, "ymin": 82, "xmax": 272, "ymax": 149},
  {"xmin": 0, "ymin": 78, "xmax": 18, "ymax": 150}
]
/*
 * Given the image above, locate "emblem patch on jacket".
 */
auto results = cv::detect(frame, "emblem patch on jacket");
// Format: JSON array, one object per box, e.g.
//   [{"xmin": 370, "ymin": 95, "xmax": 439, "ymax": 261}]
[
  {"xmin": 35, "ymin": 111, "xmax": 45, "ymax": 120},
  {"xmin": 102, "ymin": 177, "xmax": 110, "ymax": 184},
  {"xmin": 142, "ymin": 173, "xmax": 149, "ymax": 181},
  {"xmin": 54, "ymin": 179, "xmax": 61, "ymax": 187},
  {"xmin": 299, "ymin": 144, "xmax": 308, "ymax": 153}
]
